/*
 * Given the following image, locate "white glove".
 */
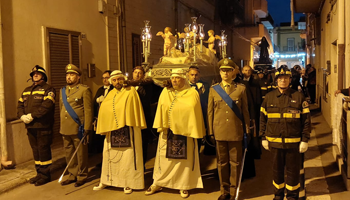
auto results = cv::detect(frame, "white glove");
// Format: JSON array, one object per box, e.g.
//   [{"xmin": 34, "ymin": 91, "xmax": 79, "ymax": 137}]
[
  {"xmin": 299, "ymin": 142, "xmax": 308, "ymax": 153},
  {"xmin": 96, "ymin": 95, "xmax": 105, "ymax": 103},
  {"xmin": 20, "ymin": 115, "xmax": 31, "ymax": 124},
  {"xmin": 26, "ymin": 113, "xmax": 34, "ymax": 123},
  {"xmin": 262, "ymin": 140, "xmax": 269, "ymax": 150}
]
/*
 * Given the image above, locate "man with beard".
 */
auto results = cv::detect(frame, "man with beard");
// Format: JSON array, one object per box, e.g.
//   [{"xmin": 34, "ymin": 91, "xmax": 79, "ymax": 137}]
[
  {"xmin": 17, "ymin": 65, "xmax": 56, "ymax": 186},
  {"xmin": 93, "ymin": 70, "xmax": 146, "ymax": 194},
  {"xmin": 59, "ymin": 64, "xmax": 93, "ymax": 187}
]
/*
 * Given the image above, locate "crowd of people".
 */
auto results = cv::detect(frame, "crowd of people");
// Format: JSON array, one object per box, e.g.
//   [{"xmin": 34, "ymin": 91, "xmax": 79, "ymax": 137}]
[{"xmin": 17, "ymin": 60, "xmax": 314, "ymax": 200}]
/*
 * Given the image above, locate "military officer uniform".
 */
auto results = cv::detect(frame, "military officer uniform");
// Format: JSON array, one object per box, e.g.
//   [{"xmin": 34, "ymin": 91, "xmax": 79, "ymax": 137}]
[
  {"xmin": 260, "ymin": 66, "xmax": 311, "ymax": 200},
  {"xmin": 17, "ymin": 65, "xmax": 55, "ymax": 186},
  {"xmin": 207, "ymin": 58, "xmax": 250, "ymax": 200},
  {"xmin": 59, "ymin": 64, "xmax": 93, "ymax": 186}
]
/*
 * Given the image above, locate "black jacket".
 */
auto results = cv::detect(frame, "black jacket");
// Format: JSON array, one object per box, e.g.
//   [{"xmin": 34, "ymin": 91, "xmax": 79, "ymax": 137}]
[
  {"xmin": 17, "ymin": 81, "xmax": 56, "ymax": 129},
  {"xmin": 93, "ymin": 85, "xmax": 114, "ymax": 118},
  {"xmin": 260, "ymin": 88, "xmax": 311, "ymax": 149}
]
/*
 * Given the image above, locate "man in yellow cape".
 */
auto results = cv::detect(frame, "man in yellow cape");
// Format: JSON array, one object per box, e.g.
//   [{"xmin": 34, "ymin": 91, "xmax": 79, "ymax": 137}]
[
  {"xmin": 94, "ymin": 70, "xmax": 146, "ymax": 194},
  {"xmin": 145, "ymin": 68, "xmax": 205, "ymax": 198}
]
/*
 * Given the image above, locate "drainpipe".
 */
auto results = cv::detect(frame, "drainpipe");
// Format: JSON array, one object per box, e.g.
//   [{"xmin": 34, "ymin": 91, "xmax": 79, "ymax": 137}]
[
  {"xmin": 0, "ymin": 0, "xmax": 13, "ymax": 168},
  {"xmin": 346, "ymin": 0, "xmax": 350, "ymax": 87},
  {"xmin": 338, "ymin": 0, "xmax": 345, "ymax": 89}
]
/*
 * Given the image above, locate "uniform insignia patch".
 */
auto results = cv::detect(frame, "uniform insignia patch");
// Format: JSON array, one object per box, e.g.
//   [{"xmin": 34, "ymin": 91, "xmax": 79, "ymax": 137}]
[
  {"xmin": 302, "ymin": 101, "xmax": 309, "ymax": 108},
  {"xmin": 48, "ymin": 92, "xmax": 55, "ymax": 98},
  {"xmin": 291, "ymin": 100, "xmax": 296, "ymax": 103},
  {"xmin": 224, "ymin": 59, "xmax": 228, "ymax": 65},
  {"xmin": 34, "ymin": 96, "xmax": 43, "ymax": 99},
  {"xmin": 68, "ymin": 65, "xmax": 72, "ymax": 69}
]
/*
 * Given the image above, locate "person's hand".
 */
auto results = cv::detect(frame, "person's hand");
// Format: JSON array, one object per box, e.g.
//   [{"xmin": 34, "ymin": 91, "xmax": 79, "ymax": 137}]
[
  {"xmin": 209, "ymin": 135, "xmax": 216, "ymax": 145},
  {"xmin": 335, "ymin": 90, "xmax": 342, "ymax": 97},
  {"xmin": 20, "ymin": 115, "xmax": 31, "ymax": 124},
  {"xmin": 96, "ymin": 95, "xmax": 105, "ymax": 103},
  {"xmin": 262, "ymin": 140, "xmax": 269, "ymax": 150},
  {"xmin": 83, "ymin": 130, "xmax": 92, "ymax": 145},
  {"xmin": 26, "ymin": 113, "xmax": 34, "ymax": 123},
  {"xmin": 299, "ymin": 142, "xmax": 308, "ymax": 153}
]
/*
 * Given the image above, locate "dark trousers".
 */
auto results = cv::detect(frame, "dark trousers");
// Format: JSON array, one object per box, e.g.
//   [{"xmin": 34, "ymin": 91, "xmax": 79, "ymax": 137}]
[
  {"xmin": 141, "ymin": 128, "xmax": 150, "ymax": 165},
  {"xmin": 271, "ymin": 147, "xmax": 301, "ymax": 200},
  {"xmin": 27, "ymin": 128, "xmax": 52, "ymax": 181},
  {"xmin": 62, "ymin": 135, "xmax": 88, "ymax": 181},
  {"xmin": 216, "ymin": 140, "xmax": 243, "ymax": 197},
  {"xmin": 307, "ymin": 84, "xmax": 316, "ymax": 103}
]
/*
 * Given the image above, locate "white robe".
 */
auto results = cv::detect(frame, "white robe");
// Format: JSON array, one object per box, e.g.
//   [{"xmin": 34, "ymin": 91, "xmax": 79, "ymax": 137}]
[
  {"xmin": 152, "ymin": 86, "xmax": 204, "ymax": 190},
  {"xmin": 96, "ymin": 87, "xmax": 146, "ymax": 189},
  {"xmin": 100, "ymin": 127, "xmax": 144, "ymax": 189}
]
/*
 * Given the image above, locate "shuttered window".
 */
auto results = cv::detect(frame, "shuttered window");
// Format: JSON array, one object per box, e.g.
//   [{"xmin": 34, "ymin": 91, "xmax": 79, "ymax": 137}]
[{"xmin": 47, "ymin": 28, "xmax": 81, "ymax": 141}]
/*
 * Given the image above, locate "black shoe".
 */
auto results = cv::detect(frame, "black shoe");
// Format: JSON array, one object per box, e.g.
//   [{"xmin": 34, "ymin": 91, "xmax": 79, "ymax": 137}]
[
  {"xmin": 74, "ymin": 180, "xmax": 86, "ymax": 187},
  {"xmin": 218, "ymin": 194, "xmax": 230, "ymax": 200},
  {"xmin": 29, "ymin": 175, "xmax": 41, "ymax": 184},
  {"xmin": 61, "ymin": 179, "xmax": 76, "ymax": 186},
  {"xmin": 34, "ymin": 178, "xmax": 50, "ymax": 186}
]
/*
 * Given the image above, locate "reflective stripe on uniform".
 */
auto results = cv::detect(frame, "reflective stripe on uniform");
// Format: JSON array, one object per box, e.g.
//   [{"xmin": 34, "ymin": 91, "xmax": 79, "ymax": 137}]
[
  {"xmin": 44, "ymin": 96, "xmax": 55, "ymax": 103},
  {"xmin": 261, "ymin": 87, "xmax": 267, "ymax": 90},
  {"xmin": 32, "ymin": 91, "xmax": 45, "ymax": 95},
  {"xmin": 22, "ymin": 92, "xmax": 31, "ymax": 95},
  {"xmin": 283, "ymin": 113, "xmax": 300, "ymax": 118},
  {"xmin": 34, "ymin": 160, "xmax": 53, "ymax": 165},
  {"xmin": 266, "ymin": 136, "xmax": 301, "ymax": 143},
  {"xmin": 267, "ymin": 113, "xmax": 281, "ymax": 118},
  {"xmin": 286, "ymin": 183, "xmax": 300, "ymax": 191},
  {"xmin": 273, "ymin": 181, "xmax": 285, "ymax": 189},
  {"xmin": 268, "ymin": 86, "xmax": 272, "ymax": 89},
  {"xmin": 302, "ymin": 108, "xmax": 310, "ymax": 114},
  {"xmin": 18, "ymin": 98, "xmax": 24, "ymax": 102},
  {"xmin": 260, "ymin": 107, "xmax": 267, "ymax": 115}
]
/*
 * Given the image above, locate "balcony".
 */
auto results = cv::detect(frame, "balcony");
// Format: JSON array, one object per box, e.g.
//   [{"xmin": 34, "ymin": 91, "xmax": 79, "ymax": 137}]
[
  {"xmin": 293, "ymin": 0, "xmax": 323, "ymax": 13},
  {"xmin": 253, "ymin": 0, "xmax": 268, "ymax": 18}
]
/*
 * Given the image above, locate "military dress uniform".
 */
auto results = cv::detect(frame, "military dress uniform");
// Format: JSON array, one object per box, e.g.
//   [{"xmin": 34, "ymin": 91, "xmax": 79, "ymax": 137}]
[
  {"xmin": 260, "ymin": 68, "xmax": 311, "ymax": 200},
  {"xmin": 208, "ymin": 58, "xmax": 250, "ymax": 200},
  {"xmin": 17, "ymin": 65, "xmax": 56, "ymax": 186},
  {"xmin": 59, "ymin": 64, "xmax": 93, "ymax": 184}
]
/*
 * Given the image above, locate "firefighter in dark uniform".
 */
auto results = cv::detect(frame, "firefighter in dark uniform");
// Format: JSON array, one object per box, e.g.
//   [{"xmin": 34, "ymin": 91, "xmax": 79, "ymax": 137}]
[
  {"xmin": 17, "ymin": 65, "xmax": 56, "ymax": 186},
  {"xmin": 260, "ymin": 66, "xmax": 311, "ymax": 200},
  {"xmin": 59, "ymin": 64, "xmax": 93, "ymax": 187}
]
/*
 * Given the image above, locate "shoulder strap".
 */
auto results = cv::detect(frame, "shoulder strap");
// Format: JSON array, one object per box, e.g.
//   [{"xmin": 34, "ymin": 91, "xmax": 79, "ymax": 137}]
[
  {"xmin": 61, "ymin": 87, "xmax": 81, "ymax": 126},
  {"xmin": 213, "ymin": 84, "xmax": 243, "ymax": 122}
]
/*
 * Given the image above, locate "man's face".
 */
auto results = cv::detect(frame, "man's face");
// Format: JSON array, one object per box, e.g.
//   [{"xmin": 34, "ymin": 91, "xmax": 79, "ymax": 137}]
[
  {"xmin": 171, "ymin": 76, "xmax": 185, "ymax": 90},
  {"xmin": 220, "ymin": 68, "xmax": 235, "ymax": 82},
  {"xmin": 32, "ymin": 72, "xmax": 43, "ymax": 82},
  {"xmin": 242, "ymin": 66, "xmax": 252, "ymax": 78},
  {"xmin": 188, "ymin": 69, "xmax": 200, "ymax": 84},
  {"xmin": 111, "ymin": 77, "xmax": 125, "ymax": 90},
  {"xmin": 133, "ymin": 69, "xmax": 144, "ymax": 81},
  {"xmin": 277, "ymin": 75, "xmax": 291, "ymax": 89},
  {"xmin": 66, "ymin": 73, "xmax": 80, "ymax": 85},
  {"xmin": 102, "ymin": 72, "xmax": 110, "ymax": 86},
  {"xmin": 258, "ymin": 73, "xmax": 264, "ymax": 79}
]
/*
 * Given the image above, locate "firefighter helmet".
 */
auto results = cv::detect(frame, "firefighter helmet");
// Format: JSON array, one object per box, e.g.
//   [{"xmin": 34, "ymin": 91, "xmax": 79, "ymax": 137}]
[
  {"xmin": 30, "ymin": 65, "xmax": 47, "ymax": 82},
  {"xmin": 275, "ymin": 65, "xmax": 291, "ymax": 79}
]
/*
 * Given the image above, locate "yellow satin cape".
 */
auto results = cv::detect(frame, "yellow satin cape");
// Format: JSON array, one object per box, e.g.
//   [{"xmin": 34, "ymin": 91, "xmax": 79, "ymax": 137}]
[
  {"xmin": 153, "ymin": 86, "xmax": 205, "ymax": 139},
  {"xmin": 96, "ymin": 87, "xmax": 146, "ymax": 135}
]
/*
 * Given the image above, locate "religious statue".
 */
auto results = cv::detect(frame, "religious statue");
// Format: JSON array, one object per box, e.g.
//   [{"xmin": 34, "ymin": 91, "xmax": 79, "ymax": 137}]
[
  {"xmin": 204, "ymin": 30, "xmax": 219, "ymax": 54},
  {"xmin": 156, "ymin": 27, "xmax": 175, "ymax": 56},
  {"xmin": 257, "ymin": 36, "xmax": 271, "ymax": 64}
]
